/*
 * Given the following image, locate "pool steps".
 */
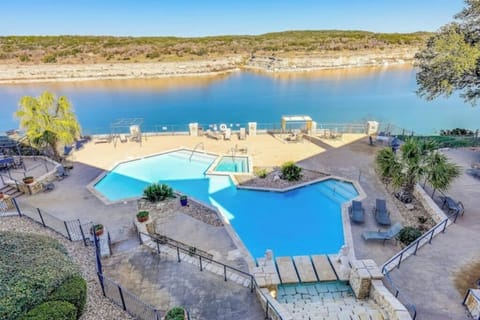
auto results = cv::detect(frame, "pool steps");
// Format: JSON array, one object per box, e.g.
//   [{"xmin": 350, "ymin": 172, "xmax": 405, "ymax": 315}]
[{"xmin": 274, "ymin": 254, "xmax": 342, "ymax": 285}]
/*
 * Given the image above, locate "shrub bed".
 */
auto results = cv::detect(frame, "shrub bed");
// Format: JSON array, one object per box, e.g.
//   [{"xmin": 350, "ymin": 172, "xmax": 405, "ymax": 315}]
[
  {"xmin": 0, "ymin": 231, "xmax": 79, "ymax": 320},
  {"xmin": 19, "ymin": 301, "xmax": 77, "ymax": 320},
  {"xmin": 47, "ymin": 275, "xmax": 87, "ymax": 318}
]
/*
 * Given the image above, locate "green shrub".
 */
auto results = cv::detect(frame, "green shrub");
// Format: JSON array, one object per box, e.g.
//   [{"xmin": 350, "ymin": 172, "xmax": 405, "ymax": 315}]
[
  {"xmin": 47, "ymin": 276, "xmax": 87, "ymax": 318},
  {"xmin": 137, "ymin": 211, "xmax": 149, "ymax": 219},
  {"xmin": 20, "ymin": 301, "xmax": 77, "ymax": 320},
  {"xmin": 42, "ymin": 54, "xmax": 57, "ymax": 63},
  {"xmin": 398, "ymin": 227, "xmax": 422, "ymax": 245},
  {"xmin": 165, "ymin": 306, "xmax": 186, "ymax": 320},
  {"xmin": 281, "ymin": 161, "xmax": 303, "ymax": 181},
  {"xmin": 255, "ymin": 168, "xmax": 268, "ymax": 179},
  {"xmin": 143, "ymin": 183, "xmax": 174, "ymax": 202},
  {"xmin": 0, "ymin": 232, "xmax": 79, "ymax": 320}
]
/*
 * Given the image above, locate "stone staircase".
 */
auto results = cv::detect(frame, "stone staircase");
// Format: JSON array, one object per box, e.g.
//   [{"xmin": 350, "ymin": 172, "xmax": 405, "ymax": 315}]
[
  {"xmin": 277, "ymin": 282, "xmax": 387, "ymax": 320},
  {"xmin": 0, "ymin": 184, "xmax": 23, "ymax": 198}
]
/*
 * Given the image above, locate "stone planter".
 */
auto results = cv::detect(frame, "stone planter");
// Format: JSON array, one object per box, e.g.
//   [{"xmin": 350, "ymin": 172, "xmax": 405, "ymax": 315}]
[
  {"xmin": 136, "ymin": 211, "xmax": 149, "ymax": 223},
  {"xmin": 23, "ymin": 176, "xmax": 34, "ymax": 184}
]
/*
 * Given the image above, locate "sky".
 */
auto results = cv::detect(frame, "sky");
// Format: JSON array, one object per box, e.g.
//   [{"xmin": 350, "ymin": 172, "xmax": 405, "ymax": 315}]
[{"xmin": 1, "ymin": 0, "xmax": 466, "ymax": 37}]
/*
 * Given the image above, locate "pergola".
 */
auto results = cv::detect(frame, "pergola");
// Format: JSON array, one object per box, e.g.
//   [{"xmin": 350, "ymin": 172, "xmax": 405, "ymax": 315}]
[
  {"xmin": 280, "ymin": 115, "xmax": 313, "ymax": 133},
  {"xmin": 110, "ymin": 118, "xmax": 144, "ymax": 146}
]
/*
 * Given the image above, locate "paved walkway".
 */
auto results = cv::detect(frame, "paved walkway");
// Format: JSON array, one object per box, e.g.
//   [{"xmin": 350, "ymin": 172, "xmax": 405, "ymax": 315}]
[
  {"xmin": 388, "ymin": 148, "xmax": 480, "ymax": 320},
  {"xmin": 103, "ymin": 245, "xmax": 264, "ymax": 320},
  {"xmin": 299, "ymin": 137, "xmax": 403, "ymax": 264}
]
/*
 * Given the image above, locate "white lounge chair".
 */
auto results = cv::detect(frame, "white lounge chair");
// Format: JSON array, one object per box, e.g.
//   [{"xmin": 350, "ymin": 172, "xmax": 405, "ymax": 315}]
[{"xmin": 120, "ymin": 134, "xmax": 127, "ymax": 143}]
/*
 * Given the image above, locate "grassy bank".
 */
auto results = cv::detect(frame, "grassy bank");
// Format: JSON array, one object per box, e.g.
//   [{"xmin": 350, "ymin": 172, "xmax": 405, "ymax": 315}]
[{"xmin": 0, "ymin": 30, "xmax": 430, "ymax": 64}]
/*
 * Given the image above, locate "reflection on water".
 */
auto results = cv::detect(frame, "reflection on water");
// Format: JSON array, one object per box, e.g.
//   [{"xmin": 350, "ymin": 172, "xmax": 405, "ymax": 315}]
[{"xmin": 0, "ymin": 66, "xmax": 478, "ymax": 134}]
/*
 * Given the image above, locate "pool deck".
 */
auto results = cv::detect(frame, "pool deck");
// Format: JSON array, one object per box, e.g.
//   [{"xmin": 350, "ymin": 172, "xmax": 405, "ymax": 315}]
[
  {"xmin": 72, "ymin": 133, "xmax": 365, "ymax": 170},
  {"xmin": 12, "ymin": 132, "xmax": 475, "ymax": 319}
]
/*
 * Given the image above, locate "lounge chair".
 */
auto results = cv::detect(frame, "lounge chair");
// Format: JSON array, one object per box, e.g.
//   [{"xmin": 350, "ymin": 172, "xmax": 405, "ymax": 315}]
[
  {"xmin": 206, "ymin": 130, "xmax": 221, "ymax": 140},
  {"xmin": 55, "ymin": 166, "xmax": 69, "ymax": 180},
  {"xmin": 239, "ymin": 128, "xmax": 246, "ymax": 140},
  {"xmin": 362, "ymin": 222, "xmax": 403, "ymax": 245},
  {"xmin": 119, "ymin": 134, "xmax": 128, "ymax": 143},
  {"xmin": 373, "ymin": 199, "xmax": 391, "ymax": 226},
  {"xmin": 348, "ymin": 200, "xmax": 365, "ymax": 223}
]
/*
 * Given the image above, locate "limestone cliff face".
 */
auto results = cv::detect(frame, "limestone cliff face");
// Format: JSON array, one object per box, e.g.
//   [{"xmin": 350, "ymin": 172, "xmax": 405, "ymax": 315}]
[
  {"xmin": 245, "ymin": 47, "xmax": 418, "ymax": 72},
  {"xmin": 0, "ymin": 48, "xmax": 418, "ymax": 83}
]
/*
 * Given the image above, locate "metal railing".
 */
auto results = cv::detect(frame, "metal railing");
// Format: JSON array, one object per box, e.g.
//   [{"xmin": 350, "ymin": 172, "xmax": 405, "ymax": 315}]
[
  {"xmin": 383, "ymin": 272, "xmax": 417, "ymax": 319},
  {"xmin": 11, "ymin": 198, "xmax": 93, "ymax": 244},
  {"xmin": 138, "ymin": 231, "xmax": 284, "ymax": 320},
  {"xmin": 381, "ymin": 217, "xmax": 450, "ymax": 273}
]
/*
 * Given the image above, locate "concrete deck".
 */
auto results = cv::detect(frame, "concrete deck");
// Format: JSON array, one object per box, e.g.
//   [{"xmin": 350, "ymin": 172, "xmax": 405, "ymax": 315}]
[
  {"xmin": 276, "ymin": 257, "xmax": 300, "ymax": 284},
  {"xmin": 387, "ymin": 148, "xmax": 480, "ymax": 320},
  {"xmin": 103, "ymin": 245, "xmax": 264, "ymax": 320},
  {"xmin": 293, "ymin": 255, "xmax": 318, "ymax": 283},
  {"xmin": 311, "ymin": 255, "xmax": 337, "ymax": 281}
]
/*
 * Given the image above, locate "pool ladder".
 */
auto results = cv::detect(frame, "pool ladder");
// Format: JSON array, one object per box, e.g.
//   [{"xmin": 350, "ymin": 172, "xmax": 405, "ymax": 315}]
[{"xmin": 189, "ymin": 142, "xmax": 205, "ymax": 162}]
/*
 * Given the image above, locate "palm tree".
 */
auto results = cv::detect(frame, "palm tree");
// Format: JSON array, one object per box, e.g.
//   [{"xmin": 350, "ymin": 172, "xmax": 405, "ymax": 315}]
[
  {"xmin": 425, "ymin": 152, "xmax": 461, "ymax": 197},
  {"xmin": 15, "ymin": 91, "xmax": 81, "ymax": 161},
  {"xmin": 375, "ymin": 137, "xmax": 460, "ymax": 202}
]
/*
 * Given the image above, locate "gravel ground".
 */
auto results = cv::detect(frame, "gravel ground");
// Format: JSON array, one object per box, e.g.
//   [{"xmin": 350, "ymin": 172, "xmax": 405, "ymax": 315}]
[
  {"xmin": 238, "ymin": 167, "xmax": 328, "ymax": 190},
  {"xmin": 0, "ymin": 216, "xmax": 133, "ymax": 320}
]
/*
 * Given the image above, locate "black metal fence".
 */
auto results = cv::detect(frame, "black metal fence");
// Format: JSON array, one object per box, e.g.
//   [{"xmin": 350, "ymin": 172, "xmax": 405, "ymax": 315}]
[
  {"xmin": 138, "ymin": 231, "xmax": 284, "ymax": 320},
  {"xmin": 92, "ymin": 232, "xmax": 168, "ymax": 320},
  {"xmin": 11, "ymin": 198, "xmax": 94, "ymax": 244}
]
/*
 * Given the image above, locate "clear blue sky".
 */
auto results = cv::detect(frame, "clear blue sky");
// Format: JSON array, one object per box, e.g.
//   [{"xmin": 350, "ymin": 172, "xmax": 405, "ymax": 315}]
[{"xmin": 1, "ymin": 0, "xmax": 466, "ymax": 36}]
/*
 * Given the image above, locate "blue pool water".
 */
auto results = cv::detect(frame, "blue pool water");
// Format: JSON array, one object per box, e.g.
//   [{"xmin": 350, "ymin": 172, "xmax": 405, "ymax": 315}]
[
  {"xmin": 94, "ymin": 150, "xmax": 358, "ymax": 258},
  {"xmin": 214, "ymin": 156, "xmax": 249, "ymax": 173}
]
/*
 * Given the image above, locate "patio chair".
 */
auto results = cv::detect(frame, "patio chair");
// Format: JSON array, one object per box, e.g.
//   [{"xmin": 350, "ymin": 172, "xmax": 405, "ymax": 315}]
[
  {"xmin": 373, "ymin": 199, "xmax": 391, "ymax": 226},
  {"xmin": 348, "ymin": 200, "xmax": 365, "ymax": 223},
  {"xmin": 362, "ymin": 222, "xmax": 403, "ymax": 245},
  {"xmin": 42, "ymin": 182, "xmax": 55, "ymax": 192},
  {"xmin": 55, "ymin": 166, "xmax": 69, "ymax": 180},
  {"xmin": 119, "ymin": 134, "xmax": 128, "ymax": 143},
  {"xmin": 206, "ymin": 129, "xmax": 221, "ymax": 140}
]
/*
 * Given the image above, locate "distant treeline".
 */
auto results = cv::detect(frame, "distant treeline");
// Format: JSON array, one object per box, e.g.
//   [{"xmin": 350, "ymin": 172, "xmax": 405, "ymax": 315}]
[{"xmin": 0, "ymin": 30, "xmax": 430, "ymax": 64}]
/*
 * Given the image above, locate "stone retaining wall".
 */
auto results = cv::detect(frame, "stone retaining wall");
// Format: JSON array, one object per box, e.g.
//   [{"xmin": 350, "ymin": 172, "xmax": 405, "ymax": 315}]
[
  {"xmin": 370, "ymin": 280, "xmax": 412, "ymax": 320},
  {"xmin": 413, "ymin": 184, "xmax": 449, "ymax": 224},
  {"xmin": 464, "ymin": 289, "xmax": 480, "ymax": 319}
]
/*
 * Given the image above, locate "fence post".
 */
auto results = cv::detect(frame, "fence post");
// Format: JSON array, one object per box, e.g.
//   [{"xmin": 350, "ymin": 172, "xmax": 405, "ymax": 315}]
[
  {"xmin": 199, "ymin": 256, "xmax": 203, "ymax": 271},
  {"xmin": 97, "ymin": 272, "xmax": 106, "ymax": 297},
  {"xmin": 428, "ymin": 229, "xmax": 434, "ymax": 244},
  {"xmin": 36, "ymin": 208, "xmax": 46, "ymax": 227},
  {"xmin": 251, "ymin": 276, "xmax": 254, "ymax": 293},
  {"xmin": 138, "ymin": 231, "xmax": 143, "ymax": 244},
  {"xmin": 224, "ymin": 265, "xmax": 227, "ymax": 281},
  {"xmin": 118, "ymin": 286, "xmax": 127, "ymax": 311},
  {"xmin": 413, "ymin": 240, "xmax": 420, "ymax": 255},
  {"xmin": 12, "ymin": 198, "xmax": 22, "ymax": 217},
  {"xmin": 156, "ymin": 240, "xmax": 160, "ymax": 254},
  {"xmin": 177, "ymin": 247, "xmax": 181, "ymax": 262},
  {"xmin": 265, "ymin": 300, "xmax": 269, "ymax": 319},
  {"xmin": 442, "ymin": 219, "xmax": 448, "ymax": 232},
  {"xmin": 397, "ymin": 252, "xmax": 403, "ymax": 269},
  {"xmin": 78, "ymin": 220, "xmax": 87, "ymax": 247},
  {"xmin": 64, "ymin": 221, "xmax": 72, "ymax": 241}
]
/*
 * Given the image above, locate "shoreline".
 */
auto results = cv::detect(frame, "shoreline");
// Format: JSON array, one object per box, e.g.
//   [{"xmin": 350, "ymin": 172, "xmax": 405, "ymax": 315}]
[{"xmin": 0, "ymin": 49, "xmax": 416, "ymax": 84}]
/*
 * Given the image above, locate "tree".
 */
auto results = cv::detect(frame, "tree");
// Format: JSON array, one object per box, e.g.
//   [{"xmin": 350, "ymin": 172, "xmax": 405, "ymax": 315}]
[
  {"xmin": 424, "ymin": 152, "xmax": 461, "ymax": 197},
  {"xmin": 375, "ymin": 138, "xmax": 460, "ymax": 201},
  {"xmin": 15, "ymin": 91, "xmax": 81, "ymax": 161},
  {"xmin": 415, "ymin": 0, "xmax": 480, "ymax": 104}
]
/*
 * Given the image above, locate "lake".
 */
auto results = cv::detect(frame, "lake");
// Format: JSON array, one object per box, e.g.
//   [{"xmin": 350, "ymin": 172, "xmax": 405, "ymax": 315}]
[{"xmin": 1, "ymin": 66, "xmax": 479, "ymax": 134}]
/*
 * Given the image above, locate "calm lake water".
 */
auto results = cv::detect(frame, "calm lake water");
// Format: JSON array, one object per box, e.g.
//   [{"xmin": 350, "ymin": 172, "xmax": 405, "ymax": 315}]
[{"xmin": 1, "ymin": 66, "xmax": 479, "ymax": 134}]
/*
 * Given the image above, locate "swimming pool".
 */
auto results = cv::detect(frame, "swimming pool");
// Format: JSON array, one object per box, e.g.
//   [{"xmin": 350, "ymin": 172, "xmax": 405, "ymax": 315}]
[
  {"xmin": 94, "ymin": 150, "xmax": 358, "ymax": 258},
  {"xmin": 214, "ymin": 156, "xmax": 250, "ymax": 173}
]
